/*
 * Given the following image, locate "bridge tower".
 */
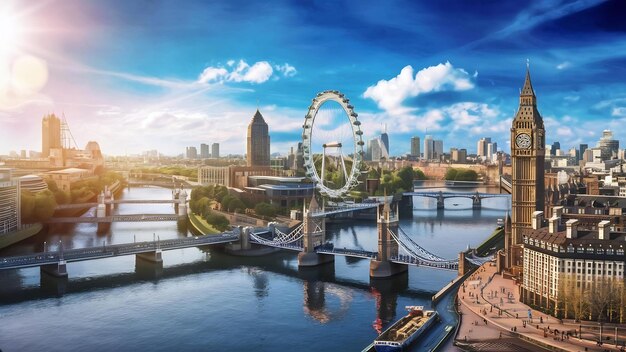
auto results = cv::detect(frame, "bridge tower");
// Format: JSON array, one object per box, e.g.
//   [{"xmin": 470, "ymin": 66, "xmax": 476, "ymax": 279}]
[
  {"xmin": 370, "ymin": 198, "xmax": 408, "ymax": 278},
  {"xmin": 472, "ymin": 192, "xmax": 482, "ymax": 210},
  {"xmin": 436, "ymin": 191, "xmax": 445, "ymax": 210},
  {"xmin": 298, "ymin": 196, "xmax": 334, "ymax": 267}
]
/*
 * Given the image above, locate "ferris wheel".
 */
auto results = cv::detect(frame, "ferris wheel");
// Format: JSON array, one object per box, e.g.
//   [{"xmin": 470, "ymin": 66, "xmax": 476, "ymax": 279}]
[{"xmin": 302, "ymin": 90, "xmax": 364, "ymax": 198}]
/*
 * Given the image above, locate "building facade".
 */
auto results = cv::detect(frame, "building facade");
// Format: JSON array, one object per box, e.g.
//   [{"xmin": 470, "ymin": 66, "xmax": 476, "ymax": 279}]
[
  {"xmin": 508, "ymin": 67, "xmax": 546, "ymax": 274},
  {"xmin": 522, "ymin": 212, "xmax": 625, "ymax": 319},
  {"xmin": 211, "ymin": 143, "xmax": 219, "ymax": 159},
  {"xmin": 247, "ymin": 109, "xmax": 271, "ymax": 167},
  {"xmin": 0, "ymin": 169, "xmax": 21, "ymax": 235},
  {"xmin": 410, "ymin": 136, "xmax": 420, "ymax": 158},
  {"xmin": 198, "ymin": 166, "xmax": 230, "ymax": 186},
  {"xmin": 42, "ymin": 114, "xmax": 61, "ymax": 158},
  {"xmin": 200, "ymin": 143, "xmax": 210, "ymax": 159}
]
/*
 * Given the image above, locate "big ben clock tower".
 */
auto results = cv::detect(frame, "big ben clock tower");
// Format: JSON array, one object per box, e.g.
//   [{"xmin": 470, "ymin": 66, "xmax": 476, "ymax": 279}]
[{"xmin": 508, "ymin": 65, "xmax": 545, "ymax": 274}]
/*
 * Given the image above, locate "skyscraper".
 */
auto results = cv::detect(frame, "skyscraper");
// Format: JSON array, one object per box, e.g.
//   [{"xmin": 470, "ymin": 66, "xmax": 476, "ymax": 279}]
[
  {"xmin": 380, "ymin": 125, "xmax": 389, "ymax": 157},
  {"xmin": 550, "ymin": 141, "xmax": 560, "ymax": 156},
  {"xmin": 211, "ymin": 143, "xmax": 219, "ymax": 159},
  {"xmin": 579, "ymin": 144, "xmax": 588, "ymax": 161},
  {"xmin": 433, "ymin": 140, "xmax": 443, "ymax": 160},
  {"xmin": 186, "ymin": 146, "xmax": 198, "ymax": 159},
  {"xmin": 410, "ymin": 136, "xmax": 420, "ymax": 158},
  {"xmin": 200, "ymin": 143, "xmax": 210, "ymax": 159},
  {"xmin": 423, "ymin": 135, "xmax": 433, "ymax": 160},
  {"xmin": 508, "ymin": 66, "xmax": 545, "ymax": 273},
  {"xmin": 598, "ymin": 130, "xmax": 619, "ymax": 160},
  {"xmin": 247, "ymin": 109, "xmax": 270, "ymax": 167},
  {"xmin": 42, "ymin": 114, "xmax": 61, "ymax": 158},
  {"xmin": 476, "ymin": 137, "xmax": 491, "ymax": 159}
]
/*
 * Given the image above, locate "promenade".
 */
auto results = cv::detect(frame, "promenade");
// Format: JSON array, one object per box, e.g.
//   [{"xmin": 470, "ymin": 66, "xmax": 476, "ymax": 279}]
[{"xmin": 455, "ymin": 262, "xmax": 626, "ymax": 352}]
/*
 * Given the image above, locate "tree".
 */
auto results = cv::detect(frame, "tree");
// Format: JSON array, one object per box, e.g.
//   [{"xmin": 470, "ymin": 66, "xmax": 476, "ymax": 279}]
[
  {"xmin": 255, "ymin": 202, "xmax": 277, "ymax": 218},
  {"xmin": 395, "ymin": 166, "xmax": 416, "ymax": 191},
  {"xmin": 445, "ymin": 168, "xmax": 458, "ymax": 181},
  {"xmin": 21, "ymin": 191, "xmax": 36, "ymax": 223},
  {"xmin": 33, "ymin": 190, "xmax": 57, "ymax": 222}
]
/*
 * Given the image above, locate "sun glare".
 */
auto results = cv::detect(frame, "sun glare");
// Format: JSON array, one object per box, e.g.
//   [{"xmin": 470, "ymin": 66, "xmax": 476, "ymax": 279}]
[{"xmin": 0, "ymin": 6, "xmax": 23, "ymax": 57}]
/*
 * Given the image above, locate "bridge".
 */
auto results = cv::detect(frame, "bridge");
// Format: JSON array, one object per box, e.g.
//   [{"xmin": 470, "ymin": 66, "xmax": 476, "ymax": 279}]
[
  {"xmin": 48, "ymin": 186, "xmax": 189, "ymax": 233},
  {"xmin": 500, "ymin": 174, "xmax": 512, "ymax": 194},
  {"xmin": 309, "ymin": 202, "xmax": 379, "ymax": 218},
  {"xmin": 403, "ymin": 191, "xmax": 509, "ymax": 209},
  {"xmin": 0, "ymin": 233, "xmax": 238, "ymax": 276},
  {"xmin": 1, "ymin": 194, "xmax": 490, "ymax": 284}
]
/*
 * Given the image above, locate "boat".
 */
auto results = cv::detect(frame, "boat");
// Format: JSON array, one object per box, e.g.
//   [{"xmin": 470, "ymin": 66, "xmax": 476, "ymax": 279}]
[{"xmin": 373, "ymin": 306, "xmax": 439, "ymax": 352}]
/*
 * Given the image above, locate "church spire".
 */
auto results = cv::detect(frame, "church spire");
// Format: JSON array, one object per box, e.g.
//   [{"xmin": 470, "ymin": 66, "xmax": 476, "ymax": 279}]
[{"xmin": 521, "ymin": 65, "xmax": 535, "ymax": 97}]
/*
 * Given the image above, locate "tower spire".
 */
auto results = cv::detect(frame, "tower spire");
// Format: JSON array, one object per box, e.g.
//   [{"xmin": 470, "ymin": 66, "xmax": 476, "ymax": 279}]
[{"xmin": 521, "ymin": 63, "xmax": 535, "ymax": 97}]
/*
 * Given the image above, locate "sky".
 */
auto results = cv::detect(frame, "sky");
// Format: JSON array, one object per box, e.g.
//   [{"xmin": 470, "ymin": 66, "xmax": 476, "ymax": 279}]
[{"xmin": 0, "ymin": 0, "xmax": 625, "ymax": 157}]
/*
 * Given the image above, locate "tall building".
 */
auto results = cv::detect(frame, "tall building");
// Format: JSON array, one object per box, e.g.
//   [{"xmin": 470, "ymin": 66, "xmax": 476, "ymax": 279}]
[
  {"xmin": 598, "ymin": 129, "xmax": 619, "ymax": 160},
  {"xmin": 42, "ymin": 114, "xmax": 61, "ymax": 158},
  {"xmin": 211, "ymin": 143, "xmax": 219, "ymax": 159},
  {"xmin": 186, "ymin": 146, "xmax": 198, "ymax": 159},
  {"xmin": 433, "ymin": 140, "xmax": 443, "ymax": 160},
  {"xmin": 579, "ymin": 144, "xmax": 588, "ymax": 161},
  {"xmin": 380, "ymin": 125, "xmax": 389, "ymax": 157},
  {"xmin": 423, "ymin": 135, "xmax": 434, "ymax": 160},
  {"xmin": 507, "ymin": 67, "xmax": 545, "ymax": 274},
  {"xmin": 550, "ymin": 141, "xmax": 560, "ymax": 156},
  {"xmin": 369, "ymin": 138, "xmax": 385, "ymax": 161},
  {"xmin": 410, "ymin": 136, "xmax": 420, "ymax": 158},
  {"xmin": 247, "ymin": 109, "xmax": 270, "ymax": 167},
  {"xmin": 476, "ymin": 137, "xmax": 492, "ymax": 159},
  {"xmin": 487, "ymin": 142, "xmax": 497, "ymax": 162},
  {"xmin": 200, "ymin": 143, "xmax": 210, "ymax": 159}
]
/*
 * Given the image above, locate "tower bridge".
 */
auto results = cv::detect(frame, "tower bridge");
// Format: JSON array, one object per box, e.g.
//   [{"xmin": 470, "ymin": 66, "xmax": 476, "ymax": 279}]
[
  {"xmin": 1, "ymin": 196, "xmax": 489, "ymax": 285},
  {"xmin": 403, "ymin": 191, "xmax": 509, "ymax": 209}
]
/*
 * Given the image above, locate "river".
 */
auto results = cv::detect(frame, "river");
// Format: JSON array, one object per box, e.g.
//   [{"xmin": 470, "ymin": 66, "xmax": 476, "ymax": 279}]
[{"xmin": 0, "ymin": 185, "xmax": 509, "ymax": 351}]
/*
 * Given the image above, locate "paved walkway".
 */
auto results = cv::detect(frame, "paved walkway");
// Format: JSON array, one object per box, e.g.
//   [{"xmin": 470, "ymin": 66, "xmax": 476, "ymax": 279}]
[{"xmin": 455, "ymin": 262, "xmax": 626, "ymax": 352}]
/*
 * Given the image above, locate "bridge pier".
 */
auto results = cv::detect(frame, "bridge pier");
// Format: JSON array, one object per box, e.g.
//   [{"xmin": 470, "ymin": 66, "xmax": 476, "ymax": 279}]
[
  {"xmin": 40, "ymin": 270, "xmax": 68, "ymax": 296},
  {"xmin": 40, "ymin": 260, "xmax": 68, "ymax": 278},
  {"xmin": 369, "ymin": 199, "xmax": 408, "ymax": 278},
  {"xmin": 135, "ymin": 256, "xmax": 163, "ymax": 280},
  {"xmin": 472, "ymin": 193, "xmax": 482, "ymax": 210},
  {"xmin": 136, "ymin": 249, "xmax": 163, "ymax": 263}
]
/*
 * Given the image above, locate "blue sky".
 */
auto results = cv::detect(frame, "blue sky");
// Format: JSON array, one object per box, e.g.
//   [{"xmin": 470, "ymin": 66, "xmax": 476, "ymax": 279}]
[{"xmin": 1, "ymin": 0, "xmax": 625, "ymax": 156}]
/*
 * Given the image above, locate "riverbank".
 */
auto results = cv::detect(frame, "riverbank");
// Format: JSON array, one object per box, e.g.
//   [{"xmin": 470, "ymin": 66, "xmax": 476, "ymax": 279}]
[
  {"xmin": 188, "ymin": 212, "xmax": 220, "ymax": 235},
  {"xmin": 455, "ymin": 261, "xmax": 626, "ymax": 351},
  {"xmin": 0, "ymin": 224, "xmax": 43, "ymax": 250}
]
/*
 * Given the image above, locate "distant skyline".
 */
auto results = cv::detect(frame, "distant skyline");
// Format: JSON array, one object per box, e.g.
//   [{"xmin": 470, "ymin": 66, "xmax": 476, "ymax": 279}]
[{"xmin": 1, "ymin": 0, "xmax": 625, "ymax": 156}]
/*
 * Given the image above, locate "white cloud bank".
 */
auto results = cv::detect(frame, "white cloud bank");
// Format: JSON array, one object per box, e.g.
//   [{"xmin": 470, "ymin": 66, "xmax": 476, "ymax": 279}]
[
  {"xmin": 197, "ymin": 60, "xmax": 297, "ymax": 84},
  {"xmin": 363, "ymin": 62, "xmax": 476, "ymax": 115}
]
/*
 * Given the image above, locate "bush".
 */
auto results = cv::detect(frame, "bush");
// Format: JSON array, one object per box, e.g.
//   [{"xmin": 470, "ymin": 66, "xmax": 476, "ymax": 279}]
[{"xmin": 255, "ymin": 202, "xmax": 277, "ymax": 218}]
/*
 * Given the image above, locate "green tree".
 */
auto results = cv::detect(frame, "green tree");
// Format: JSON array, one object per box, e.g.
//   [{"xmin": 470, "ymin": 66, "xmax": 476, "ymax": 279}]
[
  {"xmin": 21, "ymin": 191, "xmax": 36, "ymax": 223},
  {"xmin": 444, "ymin": 168, "xmax": 458, "ymax": 180},
  {"xmin": 33, "ymin": 190, "xmax": 57, "ymax": 222},
  {"xmin": 255, "ymin": 202, "xmax": 277, "ymax": 218}
]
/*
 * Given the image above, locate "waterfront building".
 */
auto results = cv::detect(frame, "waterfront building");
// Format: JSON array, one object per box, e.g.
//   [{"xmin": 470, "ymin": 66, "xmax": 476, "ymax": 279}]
[
  {"xmin": 200, "ymin": 143, "xmax": 210, "ymax": 159},
  {"xmin": 198, "ymin": 166, "xmax": 230, "ymax": 186},
  {"xmin": 247, "ymin": 109, "xmax": 271, "ymax": 167},
  {"xmin": 522, "ymin": 211, "xmax": 625, "ymax": 318},
  {"xmin": 410, "ymin": 136, "xmax": 420, "ymax": 159},
  {"xmin": 18, "ymin": 175, "xmax": 48, "ymax": 193},
  {"xmin": 245, "ymin": 175, "xmax": 314, "ymax": 208},
  {"xmin": 507, "ymin": 67, "xmax": 545, "ymax": 274},
  {"xmin": 424, "ymin": 135, "xmax": 434, "ymax": 160},
  {"xmin": 0, "ymin": 168, "xmax": 21, "ymax": 235},
  {"xmin": 46, "ymin": 168, "xmax": 93, "ymax": 192},
  {"xmin": 42, "ymin": 114, "xmax": 61, "ymax": 158},
  {"xmin": 211, "ymin": 143, "xmax": 219, "ymax": 159}
]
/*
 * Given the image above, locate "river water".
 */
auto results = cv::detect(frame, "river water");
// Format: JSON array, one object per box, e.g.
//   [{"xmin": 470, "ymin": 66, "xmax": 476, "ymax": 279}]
[{"xmin": 0, "ymin": 185, "xmax": 509, "ymax": 352}]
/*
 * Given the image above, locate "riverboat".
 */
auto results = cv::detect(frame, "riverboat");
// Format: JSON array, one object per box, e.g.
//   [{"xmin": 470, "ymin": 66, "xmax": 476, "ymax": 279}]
[{"xmin": 373, "ymin": 306, "xmax": 438, "ymax": 352}]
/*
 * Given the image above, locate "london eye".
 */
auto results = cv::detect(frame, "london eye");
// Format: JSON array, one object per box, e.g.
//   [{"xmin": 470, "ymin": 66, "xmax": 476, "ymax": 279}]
[{"xmin": 301, "ymin": 90, "xmax": 364, "ymax": 198}]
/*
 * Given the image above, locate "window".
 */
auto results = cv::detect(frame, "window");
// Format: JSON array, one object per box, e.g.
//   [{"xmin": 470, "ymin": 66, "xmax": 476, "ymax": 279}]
[{"xmin": 586, "ymin": 247, "xmax": 594, "ymax": 254}]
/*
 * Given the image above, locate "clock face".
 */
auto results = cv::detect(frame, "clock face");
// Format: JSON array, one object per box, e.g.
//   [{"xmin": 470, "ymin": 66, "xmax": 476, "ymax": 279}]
[{"xmin": 516, "ymin": 133, "xmax": 532, "ymax": 149}]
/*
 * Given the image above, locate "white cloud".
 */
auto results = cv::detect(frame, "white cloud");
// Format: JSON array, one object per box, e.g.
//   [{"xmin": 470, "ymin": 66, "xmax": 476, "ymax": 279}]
[
  {"xmin": 556, "ymin": 126, "xmax": 573, "ymax": 137},
  {"xmin": 197, "ymin": 67, "xmax": 228, "ymax": 84},
  {"xmin": 275, "ymin": 63, "xmax": 297, "ymax": 77},
  {"xmin": 363, "ymin": 62, "xmax": 476, "ymax": 114},
  {"xmin": 556, "ymin": 61, "xmax": 571, "ymax": 70},
  {"xmin": 612, "ymin": 107, "xmax": 626, "ymax": 117},
  {"xmin": 196, "ymin": 60, "xmax": 292, "ymax": 84}
]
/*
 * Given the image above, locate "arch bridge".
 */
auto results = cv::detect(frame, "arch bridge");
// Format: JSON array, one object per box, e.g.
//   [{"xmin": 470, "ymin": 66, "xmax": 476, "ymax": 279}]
[{"xmin": 403, "ymin": 191, "xmax": 509, "ymax": 209}]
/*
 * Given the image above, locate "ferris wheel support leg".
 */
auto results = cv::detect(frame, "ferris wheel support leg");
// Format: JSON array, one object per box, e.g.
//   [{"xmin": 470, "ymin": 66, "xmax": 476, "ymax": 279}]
[
  {"xmin": 369, "ymin": 260, "xmax": 408, "ymax": 278},
  {"xmin": 321, "ymin": 148, "xmax": 326, "ymax": 186}
]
